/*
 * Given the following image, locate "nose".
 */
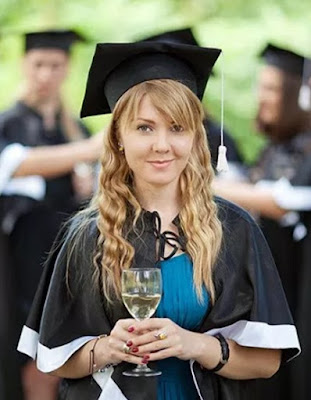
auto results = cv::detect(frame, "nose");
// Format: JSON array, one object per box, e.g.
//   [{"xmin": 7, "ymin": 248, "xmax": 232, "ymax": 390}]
[
  {"xmin": 37, "ymin": 67, "xmax": 53, "ymax": 84},
  {"xmin": 152, "ymin": 130, "xmax": 170, "ymax": 153}
]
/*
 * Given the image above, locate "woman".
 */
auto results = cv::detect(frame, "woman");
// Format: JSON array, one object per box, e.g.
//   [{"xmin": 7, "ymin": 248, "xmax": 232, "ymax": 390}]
[
  {"xmin": 18, "ymin": 41, "xmax": 299, "ymax": 400},
  {"xmin": 213, "ymin": 43, "xmax": 311, "ymax": 400}
]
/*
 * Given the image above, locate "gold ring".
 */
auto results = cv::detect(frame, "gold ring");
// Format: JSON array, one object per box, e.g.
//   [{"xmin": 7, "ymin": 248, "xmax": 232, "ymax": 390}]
[
  {"xmin": 122, "ymin": 343, "xmax": 131, "ymax": 354},
  {"xmin": 155, "ymin": 332, "xmax": 167, "ymax": 340}
]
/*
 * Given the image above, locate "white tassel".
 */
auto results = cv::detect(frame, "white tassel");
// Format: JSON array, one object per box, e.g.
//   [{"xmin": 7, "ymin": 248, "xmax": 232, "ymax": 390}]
[
  {"xmin": 216, "ymin": 145, "xmax": 229, "ymax": 173},
  {"xmin": 216, "ymin": 52, "xmax": 229, "ymax": 174},
  {"xmin": 298, "ymin": 84, "xmax": 311, "ymax": 111}
]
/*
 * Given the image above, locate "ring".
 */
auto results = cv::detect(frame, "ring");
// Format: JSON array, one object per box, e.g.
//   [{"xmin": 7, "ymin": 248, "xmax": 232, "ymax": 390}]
[
  {"xmin": 122, "ymin": 343, "xmax": 131, "ymax": 354},
  {"xmin": 154, "ymin": 331, "xmax": 167, "ymax": 340}
]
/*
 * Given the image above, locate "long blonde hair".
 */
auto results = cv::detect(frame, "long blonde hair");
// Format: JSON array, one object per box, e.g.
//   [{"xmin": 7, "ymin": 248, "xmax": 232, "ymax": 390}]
[{"xmin": 73, "ymin": 79, "xmax": 222, "ymax": 303}]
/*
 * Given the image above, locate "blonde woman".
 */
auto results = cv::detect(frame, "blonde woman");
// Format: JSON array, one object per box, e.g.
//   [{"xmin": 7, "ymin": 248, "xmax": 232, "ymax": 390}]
[{"xmin": 18, "ymin": 41, "xmax": 299, "ymax": 400}]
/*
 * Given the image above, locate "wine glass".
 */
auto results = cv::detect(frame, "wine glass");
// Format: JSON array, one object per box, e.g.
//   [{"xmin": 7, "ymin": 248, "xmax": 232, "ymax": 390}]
[{"xmin": 121, "ymin": 267, "xmax": 162, "ymax": 377}]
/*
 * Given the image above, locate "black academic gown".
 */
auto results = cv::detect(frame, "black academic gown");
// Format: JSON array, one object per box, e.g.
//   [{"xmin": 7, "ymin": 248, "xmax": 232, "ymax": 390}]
[
  {"xmin": 0, "ymin": 101, "xmax": 90, "ymax": 363},
  {"xmin": 0, "ymin": 231, "xmax": 23, "ymax": 400},
  {"xmin": 17, "ymin": 198, "xmax": 299, "ymax": 400},
  {"xmin": 249, "ymin": 131, "xmax": 311, "ymax": 400}
]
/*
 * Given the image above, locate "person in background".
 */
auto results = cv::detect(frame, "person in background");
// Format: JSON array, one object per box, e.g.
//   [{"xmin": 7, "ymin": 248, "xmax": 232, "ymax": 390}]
[
  {"xmin": 213, "ymin": 43, "xmax": 311, "ymax": 400},
  {"xmin": 0, "ymin": 29, "xmax": 103, "ymax": 400},
  {"xmin": 17, "ymin": 40, "xmax": 299, "ymax": 400},
  {"xmin": 141, "ymin": 27, "xmax": 244, "ymax": 169}
]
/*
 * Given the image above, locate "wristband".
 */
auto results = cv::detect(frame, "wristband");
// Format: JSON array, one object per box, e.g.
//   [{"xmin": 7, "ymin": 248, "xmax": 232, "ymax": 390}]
[{"xmin": 208, "ymin": 333, "xmax": 230, "ymax": 373}]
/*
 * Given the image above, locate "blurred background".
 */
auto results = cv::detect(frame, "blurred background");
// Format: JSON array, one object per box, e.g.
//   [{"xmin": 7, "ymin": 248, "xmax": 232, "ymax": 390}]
[{"xmin": 0, "ymin": 0, "xmax": 311, "ymax": 163}]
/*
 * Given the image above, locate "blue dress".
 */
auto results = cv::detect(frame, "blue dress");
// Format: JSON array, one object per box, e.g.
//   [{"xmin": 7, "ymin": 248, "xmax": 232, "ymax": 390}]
[{"xmin": 155, "ymin": 253, "xmax": 209, "ymax": 400}]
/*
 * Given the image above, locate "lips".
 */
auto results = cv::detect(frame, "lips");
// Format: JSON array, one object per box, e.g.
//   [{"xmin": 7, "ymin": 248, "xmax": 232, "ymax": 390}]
[{"xmin": 148, "ymin": 160, "xmax": 173, "ymax": 168}]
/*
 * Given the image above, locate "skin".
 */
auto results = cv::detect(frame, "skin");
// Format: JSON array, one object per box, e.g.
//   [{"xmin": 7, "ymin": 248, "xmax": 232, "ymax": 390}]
[
  {"xmin": 22, "ymin": 48, "xmax": 69, "ymax": 108},
  {"xmin": 52, "ymin": 94, "xmax": 281, "ymax": 381},
  {"xmin": 256, "ymin": 65, "xmax": 284, "ymax": 131}
]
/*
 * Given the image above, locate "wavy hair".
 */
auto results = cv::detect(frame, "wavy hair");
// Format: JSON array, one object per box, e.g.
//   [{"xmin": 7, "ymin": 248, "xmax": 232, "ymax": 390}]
[{"xmin": 73, "ymin": 79, "xmax": 222, "ymax": 303}]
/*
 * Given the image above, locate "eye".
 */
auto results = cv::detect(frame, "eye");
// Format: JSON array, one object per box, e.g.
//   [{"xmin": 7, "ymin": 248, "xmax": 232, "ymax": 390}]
[
  {"xmin": 137, "ymin": 124, "xmax": 152, "ymax": 132},
  {"xmin": 171, "ymin": 124, "xmax": 184, "ymax": 133},
  {"xmin": 34, "ymin": 62, "xmax": 43, "ymax": 69}
]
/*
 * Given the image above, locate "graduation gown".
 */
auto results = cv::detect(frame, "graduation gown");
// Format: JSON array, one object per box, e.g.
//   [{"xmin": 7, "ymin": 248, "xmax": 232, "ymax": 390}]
[
  {"xmin": 0, "ymin": 101, "xmax": 90, "ymax": 359},
  {"xmin": 17, "ymin": 197, "xmax": 299, "ymax": 400},
  {"xmin": 249, "ymin": 131, "xmax": 311, "ymax": 399},
  {"xmin": 0, "ymin": 231, "xmax": 23, "ymax": 399}
]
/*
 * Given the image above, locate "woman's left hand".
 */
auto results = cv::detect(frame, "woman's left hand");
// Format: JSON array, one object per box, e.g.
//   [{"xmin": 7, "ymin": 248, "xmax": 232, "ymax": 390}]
[{"xmin": 126, "ymin": 318, "xmax": 203, "ymax": 361}]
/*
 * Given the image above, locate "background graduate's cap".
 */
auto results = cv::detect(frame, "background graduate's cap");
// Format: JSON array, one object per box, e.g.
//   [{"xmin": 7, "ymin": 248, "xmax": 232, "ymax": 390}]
[
  {"xmin": 259, "ymin": 43, "xmax": 305, "ymax": 77},
  {"xmin": 141, "ymin": 27, "xmax": 199, "ymax": 46},
  {"xmin": 25, "ymin": 29, "xmax": 85, "ymax": 53},
  {"xmin": 80, "ymin": 41, "xmax": 221, "ymax": 117},
  {"xmin": 259, "ymin": 43, "xmax": 311, "ymax": 111}
]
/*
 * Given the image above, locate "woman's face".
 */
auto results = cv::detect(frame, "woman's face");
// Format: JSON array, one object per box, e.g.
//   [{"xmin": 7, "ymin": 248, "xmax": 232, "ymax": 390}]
[
  {"xmin": 256, "ymin": 65, "xmax": 284, "ymax": 129},
  {"xmin": 119, "ymin": 94, "xmax": 195, "ymax": 190}
]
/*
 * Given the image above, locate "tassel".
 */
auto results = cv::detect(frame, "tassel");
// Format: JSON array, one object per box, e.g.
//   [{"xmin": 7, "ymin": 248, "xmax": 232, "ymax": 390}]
[
  {"xmin": 216, "ymin": 52, "xmax": 229, "ymax": 174},
  {"xmin": 298, "ymin": 84, "xmax": 311, "ymax": 111},
  {"xmin": 216, "ymin": 145, "xmax": 229, "ymax": 173}
]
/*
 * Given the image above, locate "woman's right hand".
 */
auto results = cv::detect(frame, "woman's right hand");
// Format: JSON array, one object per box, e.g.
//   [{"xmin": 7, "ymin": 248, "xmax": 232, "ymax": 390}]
[{"xmin": 96, "ymin": 319, "xmax": 146, "ymax": 367}]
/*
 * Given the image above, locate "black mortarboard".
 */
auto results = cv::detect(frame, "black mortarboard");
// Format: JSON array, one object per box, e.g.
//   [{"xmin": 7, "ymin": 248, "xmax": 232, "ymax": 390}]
[
  {"xmin": 25, "ymin": 29, "xmax": 84, "ymax": 53},
  {"xmin": 141, "ymin": 28, "xmax": 199, "ymax": 46},
  {"xmin": 259, "ymin": 43, "xmax": 305, "ymax": 77},
  {"xmin": 80, "ymin": 41, "xmax": 221, "ymax": 117}
]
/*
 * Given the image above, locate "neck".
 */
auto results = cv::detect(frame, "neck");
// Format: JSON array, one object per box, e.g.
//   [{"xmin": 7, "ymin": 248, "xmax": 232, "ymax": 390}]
[
  {"xmin": 21, "ymin": 88, "xmax": 60, "ymax": 116},
  {"xmin": 135, "ymin": 180, "xmax": 181, "ymax": 223}
]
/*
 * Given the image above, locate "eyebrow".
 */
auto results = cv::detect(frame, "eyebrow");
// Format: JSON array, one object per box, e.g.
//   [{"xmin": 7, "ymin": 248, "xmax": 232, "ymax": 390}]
[
  {"xmin": 136, "ymin": 118, "xmax": 155, "ymax": 124},
  {"xmin": 136, "ymin": 117, "xmax": 176, "ymax": 125}
]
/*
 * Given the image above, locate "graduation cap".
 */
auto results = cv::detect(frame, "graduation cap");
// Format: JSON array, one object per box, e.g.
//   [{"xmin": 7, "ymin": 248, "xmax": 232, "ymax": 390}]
[
  {"xmin": 80, "ymin": 41, "xmax": 221, "ymax": 118},
  {"xmin": 259, "ymin": 43, "xmax": 305, "ymax": 77},
  {"xmin": 24, "ymin": 29, "xmax": 85, "ymax": 53},
  {"xmin": 141, "ymin": 27, "xmax": 199, "ymax": 46}
]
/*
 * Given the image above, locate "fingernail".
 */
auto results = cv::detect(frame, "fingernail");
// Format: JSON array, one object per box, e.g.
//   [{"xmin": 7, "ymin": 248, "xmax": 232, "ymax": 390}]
[
  {"xmin": 142, "ymin": 355, "xmax": 150, "ymax": 361},
  {"xmin": 132, "ymin": 347, "xmax": 139, "ymax": 353},
  {"xmin": 142, "ymin": 358, "xmax": 149, "ymax": 364},
  {"xmin": 128, "ymin": 326, "xmax": 135, "ymax": 333},
  {"xmin": 126, "ymin": 340, "xmax": 133, "ymax": 347}
]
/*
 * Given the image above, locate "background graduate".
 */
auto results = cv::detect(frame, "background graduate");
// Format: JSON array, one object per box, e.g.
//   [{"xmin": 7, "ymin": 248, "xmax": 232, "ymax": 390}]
[
  {"xmin": 213, "ymin": 43, "xmax": 311, "ymax": 399},
  {"xmin": 0, "ymin": 29, "xmax": 103, "ymax": 400}
]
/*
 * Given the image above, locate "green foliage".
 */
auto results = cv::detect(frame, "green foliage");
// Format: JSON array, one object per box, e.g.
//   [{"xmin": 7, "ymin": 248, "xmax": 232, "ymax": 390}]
[{"xmin": 0, "ymin": 0, "xmax": 311, "ymax": 163}]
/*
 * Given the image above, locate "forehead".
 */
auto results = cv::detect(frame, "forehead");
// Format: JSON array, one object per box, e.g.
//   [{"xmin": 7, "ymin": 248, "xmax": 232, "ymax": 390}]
[
  {"xmin": 24, "ymin": 48, "xmax": 69, "ymax": 63},
  {"xmin": 259, "ymin": 65, "xmax": 284, "ymax": 87}
]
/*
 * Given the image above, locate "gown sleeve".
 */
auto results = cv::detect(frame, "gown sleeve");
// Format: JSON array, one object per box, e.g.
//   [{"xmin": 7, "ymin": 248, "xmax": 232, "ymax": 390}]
[
  {"xmin": 17, "ymin": 218, "xmax": 112, "ymax": 373},
  {"xmin": 200, "ymin": 198, "xmax": 300, "ymax": 362}
]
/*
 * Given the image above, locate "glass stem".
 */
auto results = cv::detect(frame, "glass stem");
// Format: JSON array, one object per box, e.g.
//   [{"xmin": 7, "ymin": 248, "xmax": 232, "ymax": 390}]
[{"xmin": 135, "ymin": 363, "xmax": 150, "ymax": 371}]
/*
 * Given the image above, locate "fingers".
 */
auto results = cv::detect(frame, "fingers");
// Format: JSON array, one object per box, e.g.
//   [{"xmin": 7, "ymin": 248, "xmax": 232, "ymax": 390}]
[
  {"xmin": 106, "ymin": 336, "xmax": 144, "ymax": 365},
  {"xmin": 131, "ymin": 318, "xmax": 171, "ymax": 333}
]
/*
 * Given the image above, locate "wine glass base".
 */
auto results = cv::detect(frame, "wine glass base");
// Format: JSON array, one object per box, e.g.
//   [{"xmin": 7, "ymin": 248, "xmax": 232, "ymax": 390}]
[{"xmin": 123, "ymin": 366, "xmax": 162, "ymax": 377}]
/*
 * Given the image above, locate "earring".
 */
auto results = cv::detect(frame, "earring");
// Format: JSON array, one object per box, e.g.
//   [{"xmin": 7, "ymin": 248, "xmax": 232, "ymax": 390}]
[{"xmin": 118, "ymin": 143, "xmax": 124, "ymax": 152}]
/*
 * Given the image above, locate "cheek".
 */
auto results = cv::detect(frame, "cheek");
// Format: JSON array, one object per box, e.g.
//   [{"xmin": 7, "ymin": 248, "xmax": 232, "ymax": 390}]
[
  {"xmin": 123, "ymin": 142, "xmax": 147, "ymax": 168},
  {"xmin": 175, "ymin": 137, "xmax": 194, "ymax": 158}
]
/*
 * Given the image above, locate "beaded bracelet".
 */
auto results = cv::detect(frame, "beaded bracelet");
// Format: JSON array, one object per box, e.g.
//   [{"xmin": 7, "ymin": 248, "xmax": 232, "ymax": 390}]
[
  {"xmin": 208, "ymin": 333, "xmax": 230, "ymax": 373},
  {"xmin": 89, "ymin": 334, "xmax": 108, "ymax": 375}
]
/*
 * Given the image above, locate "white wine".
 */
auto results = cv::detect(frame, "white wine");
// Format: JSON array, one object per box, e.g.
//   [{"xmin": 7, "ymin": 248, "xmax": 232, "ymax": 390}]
[{"xmin": 122, "ymin": 293, "xmax": 161, "ymax": 321}]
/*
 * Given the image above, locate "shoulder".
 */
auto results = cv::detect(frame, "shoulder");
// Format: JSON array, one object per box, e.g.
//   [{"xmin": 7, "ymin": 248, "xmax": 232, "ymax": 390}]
[
  {"xmin": 0, "ymin": 103, "xmax": 23, "ymax": 122},
  {"xmin": 214, "ymin": 196, "xmax": 257, "ymax": 230},
  {"xmin": 0, "ymin": 103, "xmax": 26, "ymax": 132}
]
